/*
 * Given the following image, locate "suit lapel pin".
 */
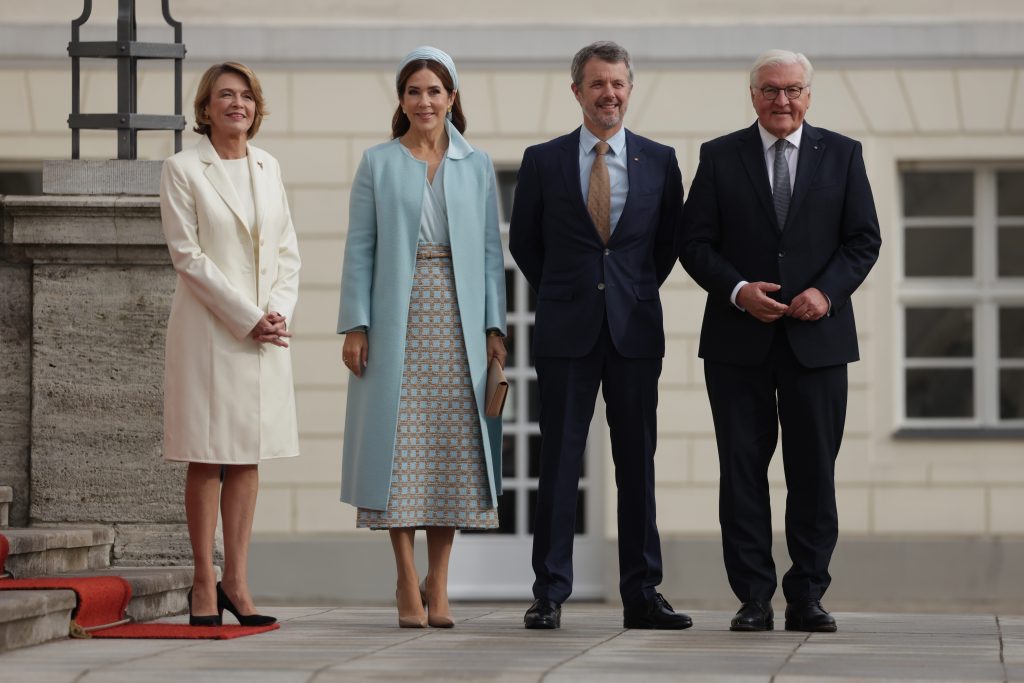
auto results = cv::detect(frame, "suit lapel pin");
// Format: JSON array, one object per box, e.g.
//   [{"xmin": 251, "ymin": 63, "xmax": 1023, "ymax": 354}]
[{"xmin": 257, "ymin": 161, "xmax": 263, "ymax": 170}]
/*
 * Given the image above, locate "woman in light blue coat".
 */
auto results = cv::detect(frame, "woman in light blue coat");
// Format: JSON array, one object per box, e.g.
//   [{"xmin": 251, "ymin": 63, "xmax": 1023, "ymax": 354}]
[{"xmin": 337, "ymin": 47, "xmax": 507, "ymax": 629}]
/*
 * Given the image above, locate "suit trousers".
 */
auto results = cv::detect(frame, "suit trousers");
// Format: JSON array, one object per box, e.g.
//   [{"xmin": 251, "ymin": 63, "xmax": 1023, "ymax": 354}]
[
  {"xmin": 531, "ymin": 317, "xmax": 663, "ymax": 607},
  {"xmin": 704, "ymin": 324, "xmax": 847, "ymax": 604}
]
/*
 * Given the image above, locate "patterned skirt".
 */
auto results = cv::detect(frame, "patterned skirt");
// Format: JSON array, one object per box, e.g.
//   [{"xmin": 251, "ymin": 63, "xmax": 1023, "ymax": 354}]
[{"xmin": 356, "ymin": 243, "xmax": 498, "ymax": 530}]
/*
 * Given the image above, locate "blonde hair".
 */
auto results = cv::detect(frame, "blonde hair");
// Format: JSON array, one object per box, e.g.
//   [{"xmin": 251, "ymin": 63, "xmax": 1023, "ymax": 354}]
[{"xmin": 192, "ymin": 62, "xmax": 267, "ymax": 139}]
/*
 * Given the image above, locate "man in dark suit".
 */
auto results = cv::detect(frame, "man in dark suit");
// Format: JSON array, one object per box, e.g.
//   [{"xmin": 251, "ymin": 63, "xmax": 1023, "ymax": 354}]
[
  {"xmin": 680, "ymin": 50, "xmax": 881, "ymax": 633},
  {"xmin": 509, "ymin": 41, "xmax": 689, "ymax": 631}
]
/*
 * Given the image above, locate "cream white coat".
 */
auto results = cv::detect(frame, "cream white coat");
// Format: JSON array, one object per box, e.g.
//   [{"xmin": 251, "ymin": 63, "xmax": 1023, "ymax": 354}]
[{"xmin": 160, "ymin": 135, "xmax": 301, "ymax": 463}]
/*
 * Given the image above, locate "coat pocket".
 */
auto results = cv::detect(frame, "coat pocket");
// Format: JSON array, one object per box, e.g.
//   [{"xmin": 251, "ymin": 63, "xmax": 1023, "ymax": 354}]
[{"xmin": 538, "ymin": 284, "xmax": 573, "ymax": 301}]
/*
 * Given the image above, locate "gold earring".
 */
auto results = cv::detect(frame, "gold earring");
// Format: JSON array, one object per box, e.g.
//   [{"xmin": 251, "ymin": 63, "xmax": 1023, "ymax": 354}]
[{"xmin": 447, "ymin": 105, "xmax": 452, "ymax": 113}]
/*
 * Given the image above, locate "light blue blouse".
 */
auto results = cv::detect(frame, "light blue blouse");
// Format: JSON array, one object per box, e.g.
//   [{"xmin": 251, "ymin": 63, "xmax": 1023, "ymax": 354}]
[{"xmin": 419, "ymin": 158, "xmax": 449, "ymax": 245}]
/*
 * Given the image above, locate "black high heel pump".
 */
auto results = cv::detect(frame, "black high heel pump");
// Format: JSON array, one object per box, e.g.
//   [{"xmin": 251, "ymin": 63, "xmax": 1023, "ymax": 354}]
[
  {"xmin": 187, "ymin": 587, "xmax": 222, "ymax": 627},
  {"xmin": 217, "ymin": 582, "xmax": 277, "ymax": 626}
]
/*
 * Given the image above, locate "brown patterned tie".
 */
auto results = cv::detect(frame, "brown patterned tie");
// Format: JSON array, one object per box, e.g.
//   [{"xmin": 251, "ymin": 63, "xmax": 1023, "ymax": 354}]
[{"xmin": 588, "ymin": 141, "xmax": 611, "ymax": 244}]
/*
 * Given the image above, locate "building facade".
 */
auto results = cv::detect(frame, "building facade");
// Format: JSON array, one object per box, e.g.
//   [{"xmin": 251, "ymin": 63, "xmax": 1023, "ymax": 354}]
[{"xmin": 2, "ymin": 0, "xmax": 1023, "ymax": 605}]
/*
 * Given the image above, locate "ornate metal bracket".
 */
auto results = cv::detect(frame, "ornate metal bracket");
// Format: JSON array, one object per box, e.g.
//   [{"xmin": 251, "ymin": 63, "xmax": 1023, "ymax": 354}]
[{"xmin": 68, "ymin": 0, "xmax": 186, "ymax": 160}]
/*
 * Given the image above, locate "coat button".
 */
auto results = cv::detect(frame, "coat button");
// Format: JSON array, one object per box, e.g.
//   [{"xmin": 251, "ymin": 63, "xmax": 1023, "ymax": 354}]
[
  {"xmin": 261, "ymin": 267, "xmax": 267, "ymax": 275},
  {"xmin": 604, "ymin": 248, "xmax": 610, "ymax": 256},
  {"xmin": 777, "ymin": 251, "xmax": 785, "ymax": 258},
  {"xmin": 597, "ymin": 283, "xmax": 605, "ymax": 291},
  {"xmin": 260, "ymin": 238, "xmax": 266, "ymax": 247}
]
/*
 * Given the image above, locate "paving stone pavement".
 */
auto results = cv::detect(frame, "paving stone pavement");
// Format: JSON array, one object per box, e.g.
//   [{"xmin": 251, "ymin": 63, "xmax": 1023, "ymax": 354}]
[{"xmin": 1, "ymin": 605, "xmax": 1021, "ymax": 682}]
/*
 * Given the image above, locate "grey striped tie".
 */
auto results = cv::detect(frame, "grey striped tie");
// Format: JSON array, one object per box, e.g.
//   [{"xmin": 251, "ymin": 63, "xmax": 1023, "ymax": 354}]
[{"xmin": 772, "ymin": 138, "xmax": 791, "ymax": 229}]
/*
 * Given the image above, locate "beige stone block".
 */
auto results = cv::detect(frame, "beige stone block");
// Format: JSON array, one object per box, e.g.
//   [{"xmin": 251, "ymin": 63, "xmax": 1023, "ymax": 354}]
[
  {"xmin": 656, "ymin": 484, "xmax": 719, "ymax": 533},
  {"xmin": 899, "ymin": 71, "xmax": 960, "ymax": 132},
  {"xmin": 292, "ymin": 72, "xmax": 393, "ymax": 134},
  {"xmin": 492, "ymin": 72, "xmax": 548, "ymax": 135},
  {"xmin": 957, "ymin": 69, "xmax": 1015, "ymax": 132},
  {"xmin": 634, "ymin": 71, "xmax": 749, "ymax": 136},
  {"xmin": 135, "ymin": 135, "xmax": 176, "ymax": 162},
  {"xmin": 990, "ymin": 487, "xmax": 1024, "ymax": 534},
  {"xmin": 296, "ymin": 387, "xmax": 344, "ymax": 437},
  {"xmin": 28, "ymin": 70, "xmax": 71, "ymax": 132},
  {"xmin": 769, "ymin": 485, "xmax": 787, "ymax": 531},
  {"xmin": 844, "ymin": 70, "xmax": 915, "ymax": 133},
  {"xmin": 930, "ymin": 464, "xmax": 1024, "ymax": 485},
  {"xmin": 295, "ymin": 485, "xmax": 357, "ymax": 533},
  {"xmin": 136, "ymin": 67, "xmax": 177, "ymax": 117},
  {"xmin": 458, "ymin": 72, "xmax": 498, "ymax": 135},
  {"xmin": 837, "ymin": 486, "xmax": 870, "ymax": 533},
  {"xmin": 805, "ymin": 71, "xmax": 868, "ymax": 135},
  {"xmin": 691, "ymin": 437, "xmax": 720, "ymax": 483},
  {"xmin": 616, "ymin": 70, "xmax": 661, "ymax": 136},
  {"xmin": 292, "ymin": 288, "xmax": 340, "ymax": 337},
  {"xmin": 0, "ymin": 134, "xmax": 67, "ymax": 159},
  {"xmin": 873, "ymin": 486, "xmax": 986, "ymax": 533},
  {"xmin": 655, "ymin": 436, "xmax": 690, "ymax": 484},
  {"xmin": 664, "ymin": 265, "xmax": 701, "ymax": 290},
  {"xmin": 657, "ymin": 387, "xmax": 714, "ymax": 436},
  {"xmin": 845, "ymin": 387, "xmax": 870, "ymax": 436},
  {"xmin": 254, "ymin": 71, "xmax": 291, "ymax": 135},
  {"xmin": 257, "ymin": 135, "xmax": 348, "ymax": 186},
  {"xmin": 0, "ymin": 71, "xmax": 33, "ymax": 132},
  {"xmin": 464, "ymin": 136, "xmax": 551, "ymax": 165},
  {"xmin": 295, "ymin": 236, "xmax": 345, "ymax": 288},
  {"xmin": 252, "ymin": 486, "xmax": 293, "ymax": 534},
  {"xmin": 81, "ymin": 69, "xmax": 118, "ymax": 120},
  {"xmin": 767, "ymin": 448, "xmax": 785, "ymax": 484},
  {"xmin": 291, "ymin": 336, "xmax": 346, "ymax": 390},
  {"xmin": 1011, "ymin": 70, "xmax": 1024, "ymax": 131},
  {"xmin": 290, "ymin": 187, "xmax": 349, "ymax": 239},
  {"xmin": 662, "ymin": 287, "xmax": 707, "ymax": 336},
  {"xmin": 542, "ymin": 72, "xmax": 583, "ymax": 135},
  {"xmin": 867, "ymin": 458, "xmax": 930, "ymax": 483},
  {"xmin": 835, "ymin": 436, "xmax": 872, "ymax": 484},
  {"xmin": 261, "ymin": 435, "xmax": 343, "ymax": 487},
  {"xmin": 662, "ymin": 340, "xmax": 692, "ymax": 388}
]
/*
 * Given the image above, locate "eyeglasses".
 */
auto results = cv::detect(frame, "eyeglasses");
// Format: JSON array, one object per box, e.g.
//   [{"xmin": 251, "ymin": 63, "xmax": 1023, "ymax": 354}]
[{"xmin": 758, "ymin": 85, "xmax": 808, "ymax": 101}]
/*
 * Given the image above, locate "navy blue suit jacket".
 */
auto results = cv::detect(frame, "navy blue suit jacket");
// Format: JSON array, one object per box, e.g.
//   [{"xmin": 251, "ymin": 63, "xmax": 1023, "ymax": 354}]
[
  {"xmin": 509, "ymin": 128, "xmax": 683, "ymax": 359},
  {"xmin": 680, "ymin": 122, "xmax": 881, "ymax": 369}
]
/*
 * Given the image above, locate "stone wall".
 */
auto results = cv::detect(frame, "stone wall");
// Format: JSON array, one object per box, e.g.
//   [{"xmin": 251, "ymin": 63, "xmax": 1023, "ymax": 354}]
[{"xmin": 1, "ymin": 193, "xmax": 192, "ymax": 565}]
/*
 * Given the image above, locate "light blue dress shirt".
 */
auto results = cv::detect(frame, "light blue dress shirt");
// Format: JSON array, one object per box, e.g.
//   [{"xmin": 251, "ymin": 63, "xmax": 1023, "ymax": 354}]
[{"xmin": 579, "ymin": 126, "xmax": 628, "ymax": 233}]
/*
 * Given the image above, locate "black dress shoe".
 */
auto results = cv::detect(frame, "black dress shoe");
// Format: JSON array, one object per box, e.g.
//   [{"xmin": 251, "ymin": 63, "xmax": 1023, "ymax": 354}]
[
  {"xmin": 623, "ymin": 593, "xmax": 693, "ymax": 630},
  {"xmin": 785, "ymin": 599, "xmax": 837, "ymax": 632},
  {"xmin": 187, "ymin": 587, "xmax": 222, "ymax": 627},
  {"xmin": 524, "ymin": 598, "xmax": 561, "ymax": 629},
  {"xmin": 730, "ymin": 601, "xmax": 774, "ymax": 631},
  {"xmin": 216, "ymin": 582, "xmax": 277, "ymax": 627}
]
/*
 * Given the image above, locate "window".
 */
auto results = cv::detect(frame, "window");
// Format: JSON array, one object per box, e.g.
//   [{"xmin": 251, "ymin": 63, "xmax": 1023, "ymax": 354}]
[{"xmin": 900, "ymin": 166, "xmax": 1024, "ymax": 429}]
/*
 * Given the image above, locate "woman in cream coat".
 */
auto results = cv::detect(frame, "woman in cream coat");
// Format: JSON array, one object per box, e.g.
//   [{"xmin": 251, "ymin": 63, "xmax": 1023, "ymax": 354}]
[{"xmin": 160, "ymin": 62, "xmax": 300, "ymax": 627}]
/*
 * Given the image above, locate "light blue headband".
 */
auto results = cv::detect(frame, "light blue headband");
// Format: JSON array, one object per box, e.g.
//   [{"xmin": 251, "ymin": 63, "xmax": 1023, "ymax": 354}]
[{"xmin": 396, "ymin": 46, "xmax": 459, "ymax": 93}]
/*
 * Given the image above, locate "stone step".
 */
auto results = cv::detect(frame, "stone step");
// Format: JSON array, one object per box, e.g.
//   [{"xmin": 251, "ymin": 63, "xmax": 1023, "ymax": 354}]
[
  {"xmin": 1, "ymin": 526, "xmax": 113, "ymax": 579},
  {"xmin": 63, "ymin": 565, "xmax": 195, "ymax": 623},
  {"xmin": 0, "ymin": 565, "xmax": 196, "ymax": 652},
  {"xmin": 0, "ymin": 486, "xmax": 11, "ymax": 528},
  {"xmin": 0, "ymin": 589, "xmax": 76, "ymax": 652}
]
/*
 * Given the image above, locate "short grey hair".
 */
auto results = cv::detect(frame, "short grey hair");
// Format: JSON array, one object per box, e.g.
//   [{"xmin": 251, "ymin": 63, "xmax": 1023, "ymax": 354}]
[
  {"xmin": 749, "ymin": 49, "xmax": 814, "ymax": 87},
  {"xmin": 571, "ymin": 41, "xmax": 634, "ymax": 88}
]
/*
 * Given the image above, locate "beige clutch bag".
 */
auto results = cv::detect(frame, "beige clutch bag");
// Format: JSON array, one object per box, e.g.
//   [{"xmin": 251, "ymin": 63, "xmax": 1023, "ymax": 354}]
[{"xmin": 485, "ymin": 357, "xmax": 509, "ymax": 417}]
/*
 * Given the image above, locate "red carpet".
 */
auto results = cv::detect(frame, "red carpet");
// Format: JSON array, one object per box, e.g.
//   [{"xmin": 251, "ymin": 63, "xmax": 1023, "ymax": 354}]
[
  {"xmin": 0, "ymin": 570, "xmax": 277, "ymax": 639},
  {"xmin": 0, "ymin": 533, "xmax": 9, "ymax": 576},
  {"xmin": 93, "ymin": 622, "xmax": 280, "ymax": 639},
  {"xmin": 0, "ymin": 575, "xmax": 131, "ymax": 629}
]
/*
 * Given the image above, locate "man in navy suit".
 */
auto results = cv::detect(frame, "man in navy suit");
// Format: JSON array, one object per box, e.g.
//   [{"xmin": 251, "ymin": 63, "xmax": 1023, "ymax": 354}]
[
  {"xmin": 510, "ymin": 41, "xmax": 689, "ymax": 631},
  {"xmin": 680, "ymin": 50, "xmax": 881, "ymax": 633}
]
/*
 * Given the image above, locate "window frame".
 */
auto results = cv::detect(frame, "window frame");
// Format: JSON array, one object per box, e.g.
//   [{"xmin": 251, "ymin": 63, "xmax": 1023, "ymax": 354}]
[{"xmin": 898, "ymin": 162, "xmax": 1024, "ymax": 433}]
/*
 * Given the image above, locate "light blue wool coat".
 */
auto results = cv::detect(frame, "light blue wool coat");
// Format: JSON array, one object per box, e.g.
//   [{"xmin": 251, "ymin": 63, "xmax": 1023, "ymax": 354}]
[{"xmin": 337, "ymin": 121, "xmax": 507, "ymax": 511}]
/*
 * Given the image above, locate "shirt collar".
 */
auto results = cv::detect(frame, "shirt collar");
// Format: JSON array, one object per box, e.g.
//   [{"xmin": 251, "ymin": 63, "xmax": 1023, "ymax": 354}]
[
  {"xmin": 579, "ymin": 125, "xmax": 626, "ymax": 157},
  {"xmin": 758, "ymin": 122, "xmax": 803, "ymax": 154}
]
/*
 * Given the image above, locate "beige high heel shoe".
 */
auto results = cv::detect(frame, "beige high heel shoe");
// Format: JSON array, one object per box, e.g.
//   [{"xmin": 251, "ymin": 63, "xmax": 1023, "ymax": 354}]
[
  {"xmin": 420, "ymin": 577, "xmax": 454, "ymax": 628},
  {"xmin": 396, "ymin": 584, "xmax": 427, "ymax": 628}
]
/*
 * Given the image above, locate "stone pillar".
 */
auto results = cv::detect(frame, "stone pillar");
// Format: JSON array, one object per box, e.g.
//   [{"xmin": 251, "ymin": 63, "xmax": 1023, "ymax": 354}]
[{"xmin": 0, "ymin": 163, "xmax": 198, "ymax": 565}]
